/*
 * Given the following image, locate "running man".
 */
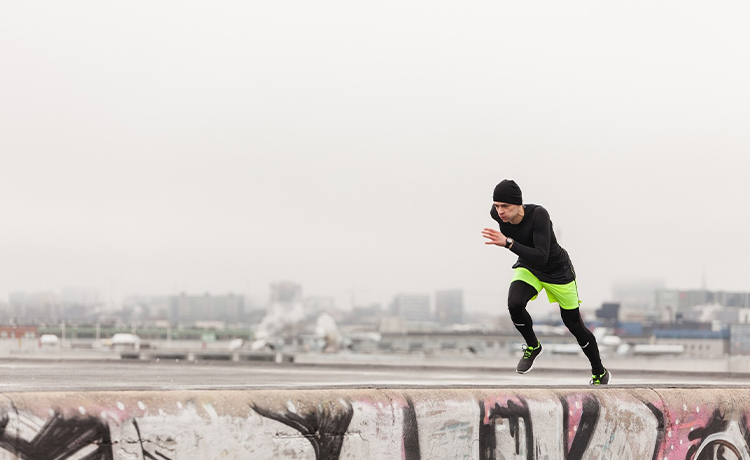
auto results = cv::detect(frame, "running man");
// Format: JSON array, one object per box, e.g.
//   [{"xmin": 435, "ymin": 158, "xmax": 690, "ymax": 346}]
[{"xmin": 481, "ymin": 179, "xmax": 610, "ymax": 385}]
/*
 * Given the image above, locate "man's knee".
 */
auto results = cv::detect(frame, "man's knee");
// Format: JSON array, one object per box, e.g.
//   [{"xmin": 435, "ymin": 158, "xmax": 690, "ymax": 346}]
[
  {"xmin": 507, "ymin": 302, "xmax": 528, "ymax": 325},
  {"xmin": 508, "ymin": 294, "xmax": 531, "ymax": 317},
  {"xmin": 560, "ymin": 309, "xmax": 586, "ymax": 332},
  {"xmin": 560, "ymin": 308, "xmax": 594, "ymax": 345}
]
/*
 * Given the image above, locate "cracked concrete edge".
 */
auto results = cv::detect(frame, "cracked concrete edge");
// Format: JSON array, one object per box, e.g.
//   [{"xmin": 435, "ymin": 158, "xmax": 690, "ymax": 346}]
[{"xmin": 0, "ymin": 387, "xmax": 743, "ymax": 429}]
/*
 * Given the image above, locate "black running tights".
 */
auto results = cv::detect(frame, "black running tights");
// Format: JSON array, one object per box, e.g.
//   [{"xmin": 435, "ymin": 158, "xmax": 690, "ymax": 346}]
[{"xmin": 507, "ymin": 280, "xmax": 604, "ymax": 375}]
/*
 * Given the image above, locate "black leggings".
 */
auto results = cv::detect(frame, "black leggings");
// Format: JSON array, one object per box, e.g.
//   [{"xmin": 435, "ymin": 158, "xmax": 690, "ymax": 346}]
[{"xmin": 508, "ymin": 280, "xmax": 604, "ymax": 374}]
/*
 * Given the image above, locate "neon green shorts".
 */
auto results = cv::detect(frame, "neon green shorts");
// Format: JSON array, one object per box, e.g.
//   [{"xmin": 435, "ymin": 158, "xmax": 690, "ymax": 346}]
[{"xmin": 512, "ymin": 267, "xmax": 581, "ymax": 310}]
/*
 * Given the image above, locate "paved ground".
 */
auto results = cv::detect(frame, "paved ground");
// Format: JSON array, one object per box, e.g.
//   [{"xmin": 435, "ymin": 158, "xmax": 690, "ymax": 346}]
[{"xmin": 2, "ymin": 358, "xmax": 750, "ymax": 392}]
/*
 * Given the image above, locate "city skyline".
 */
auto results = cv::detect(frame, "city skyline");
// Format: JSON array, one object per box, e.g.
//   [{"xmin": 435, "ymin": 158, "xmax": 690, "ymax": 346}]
[
  {"xmin": 2, "ymin": 1, "xmax": 749, "ymax": 317},
  {"xmin": 4, "ymin": 277, "xmax": 749, "ymax": 316}
]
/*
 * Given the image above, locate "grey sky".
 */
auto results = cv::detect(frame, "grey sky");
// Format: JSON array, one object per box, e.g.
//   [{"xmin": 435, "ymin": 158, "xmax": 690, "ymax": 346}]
[{"xmin": 2, "ymin": 1, "xmax": 749, "ymax": 315}]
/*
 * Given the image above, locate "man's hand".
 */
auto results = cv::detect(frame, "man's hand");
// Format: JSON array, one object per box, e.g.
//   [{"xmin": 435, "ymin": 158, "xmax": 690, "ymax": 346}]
[{"xmin": 482, "ymin": 228, "xmax": 508, "ymax": 247}]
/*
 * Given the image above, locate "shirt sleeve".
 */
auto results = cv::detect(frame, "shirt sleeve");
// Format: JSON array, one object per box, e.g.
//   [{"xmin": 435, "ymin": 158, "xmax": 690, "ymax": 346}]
[{"xmin": 508, "ymin": 207, "xmax": 551, "ymax": 266}]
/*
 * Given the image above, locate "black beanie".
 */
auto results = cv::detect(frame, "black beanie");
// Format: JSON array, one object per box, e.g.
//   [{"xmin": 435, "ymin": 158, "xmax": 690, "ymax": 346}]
[{"xmin": 493, "ymin": 179, "xmax": 523, "ymax": 204}]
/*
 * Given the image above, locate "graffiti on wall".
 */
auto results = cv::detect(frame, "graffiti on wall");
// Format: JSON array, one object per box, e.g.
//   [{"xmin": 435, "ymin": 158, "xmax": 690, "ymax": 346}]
[
  {"xmin": 251, "ymin": 398, "xmax": 353, "ymax": 460},
  {"xmin": 0, "ymin": 391, "xmax": 748, "ymax": 459},
  {"xmin": 0, "ymin": 410, "xmax": 113, "ymax": 460}
]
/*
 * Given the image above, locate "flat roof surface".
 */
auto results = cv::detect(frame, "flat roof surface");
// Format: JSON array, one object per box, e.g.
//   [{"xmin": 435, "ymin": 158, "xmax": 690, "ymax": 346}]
[{"xmin": 2, "ymin": 358, "xmax": 750, "ymax": 392}]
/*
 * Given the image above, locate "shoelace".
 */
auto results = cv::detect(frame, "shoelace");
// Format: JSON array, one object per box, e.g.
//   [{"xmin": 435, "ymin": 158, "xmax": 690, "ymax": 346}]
[{"xmin": 522, "ymin": 345, "xmax": 535, "ymax": 359}]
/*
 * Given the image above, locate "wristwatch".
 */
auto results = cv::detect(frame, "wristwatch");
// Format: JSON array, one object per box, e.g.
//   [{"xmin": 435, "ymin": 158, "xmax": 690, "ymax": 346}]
[{"xmin": 505, "ymin": 238, "xmax": 514, "ymax": 249}]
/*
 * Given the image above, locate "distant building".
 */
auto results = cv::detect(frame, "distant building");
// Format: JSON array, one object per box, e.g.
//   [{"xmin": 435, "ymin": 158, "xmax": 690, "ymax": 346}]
[
  {"xmin": 0, "ymin": 325, "xmax": 38, "ymax": 339},
  {"xmin": 270, "ymin": 282, "xmax": 302, "ymax": 305},
  {"xmin": 435, "ymin": 290, "xmax": 464, "ymax": 325},
  {"xmin": 8, "ymin": 291, "xmax": 62, "ymax": 321},
  {"xmin": 656, "ymin": 289, "xmax": 750, "ymax": 313},
  {"xmin": 719, "ymin": 292, "xmax": 750, "ymax": 308},
  {"xmin": 653, "ymin": 328, "xmax": 729, "ymax": 358},
  {"xmin": 61, "ymin": 288, "xmax": 102, "ymax": 306},
  {"xmin": 122, "ymin": 295, "xmax": 172, "ymax": 319},
  {"xmin": 343, "ymin": 304, "xmax": 382, "ymax": 328},
  {"xmin": 730, "ymin": 324, "xmax": 750, "ymax": 355},
  {"xmin": 169, "ymin": 293, "xmax": 245, "ymax": 323},
  {"xmin": 60, "ymin": 288, "xmax": 104, "ymax": 319},
  {"xmin": 379, "ymin": 316, "xmax": 407, "ymax": 334},
  {"xmin": 615, "ymin": 285, "xmax": 750, "ymax": 324},
  {"xmin": 390, "ymin": 294, "xmax": 431, "ymax": 322},
  {"xmin": 714, "ymin": 307, "xmax": 750, "ymax": 327},
  {"xmin": 595, "ymin": 302, "xmax": 620, "ymax": 327},
  {"xmin": 611, "ymin": 279, "xmax": 665, "ymax": 321}
]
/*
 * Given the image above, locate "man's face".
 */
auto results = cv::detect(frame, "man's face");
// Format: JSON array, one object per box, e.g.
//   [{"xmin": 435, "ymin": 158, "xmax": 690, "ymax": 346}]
[{"xmin": 494, "ymin": 202, "xmax": 521, "ymax": 223}]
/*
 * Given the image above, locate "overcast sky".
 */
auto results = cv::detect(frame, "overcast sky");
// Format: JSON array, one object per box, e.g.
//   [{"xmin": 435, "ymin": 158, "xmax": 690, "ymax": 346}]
[{"xmin": 2, "ymin": 1, "xmax": 749, "ymax": 316}]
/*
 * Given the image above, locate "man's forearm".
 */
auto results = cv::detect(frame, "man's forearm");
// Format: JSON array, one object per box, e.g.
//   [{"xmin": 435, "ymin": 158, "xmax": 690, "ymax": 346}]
[{"xmin": 508, "ymin": 240, "xmax": 549, "ymax": 265}]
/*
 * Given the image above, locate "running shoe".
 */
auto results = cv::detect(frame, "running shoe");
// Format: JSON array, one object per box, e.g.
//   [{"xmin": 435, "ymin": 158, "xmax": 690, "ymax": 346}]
[
  {"xmin": 590, "ymin": 368, "xmax": 611, "ymax": 385},
  {"xmin": 516, "ymin": 342, "xmax": 543, "ymax": 374}
]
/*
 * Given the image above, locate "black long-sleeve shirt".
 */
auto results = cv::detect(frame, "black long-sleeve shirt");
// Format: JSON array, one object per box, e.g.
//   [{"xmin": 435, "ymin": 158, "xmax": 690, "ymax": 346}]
[{"xmin": 490, "ymin": 204, "xmax": 575, "ymax": 284}]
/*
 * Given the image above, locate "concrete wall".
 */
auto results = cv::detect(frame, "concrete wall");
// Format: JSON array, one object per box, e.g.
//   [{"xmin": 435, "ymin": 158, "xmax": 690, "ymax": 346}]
[{"xmin": 0, "ymin": 387, "xmax": 748, "ymax": 459}]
